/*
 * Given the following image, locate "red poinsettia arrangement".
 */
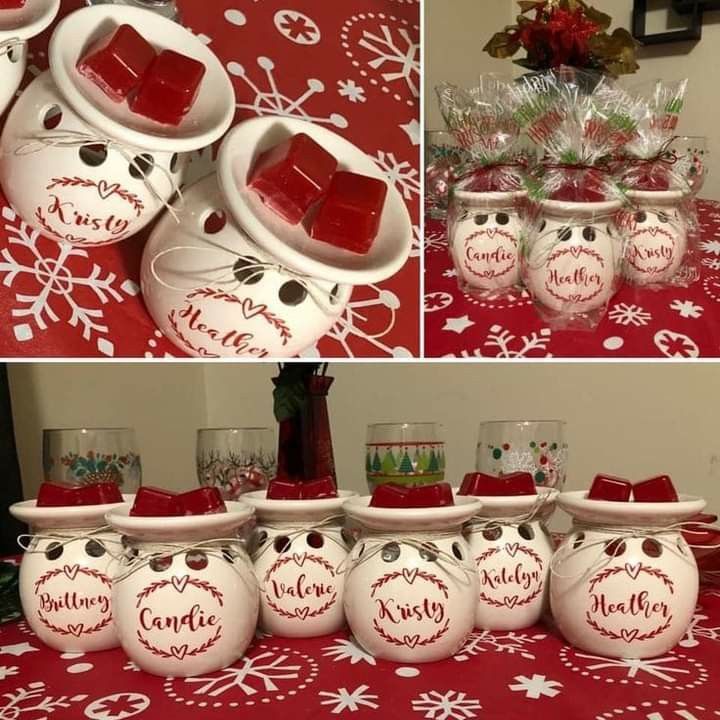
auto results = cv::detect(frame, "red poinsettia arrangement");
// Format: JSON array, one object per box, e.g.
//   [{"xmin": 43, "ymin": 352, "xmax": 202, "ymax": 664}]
[{"xmin": 484, "ymin": 0, "xmax": 639, "ymax": 76}]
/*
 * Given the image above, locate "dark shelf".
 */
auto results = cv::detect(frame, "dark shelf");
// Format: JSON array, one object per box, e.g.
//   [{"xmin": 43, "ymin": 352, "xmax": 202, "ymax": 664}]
[
  {"xmin": 672, "ymin": 0, "xmax": 720, "ymax": 13},
  {"xmin": 633, "ymin": 0, "xmax": 702, "ymax": 44}
]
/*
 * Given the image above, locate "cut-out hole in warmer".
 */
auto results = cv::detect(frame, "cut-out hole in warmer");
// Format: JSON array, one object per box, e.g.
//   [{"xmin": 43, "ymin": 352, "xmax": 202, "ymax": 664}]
[
  {"xmin": 274, "ymin": 535, "xmax": 291, "ymax": 553},
  {"xmin": 42, "ymin": 105, "xmax": 63, "ymax": 130},
  {"xmin": 341, "ymin": 527, "xmax": 355, "ymax": 547},
  {"xmin": 307, "ymin": 531, "xmax": 324, "ymax": 549},
  {"xmin": 518, "ymin": 524, "xmax": 535, "ymax": 541},
  {"xmin": 129, "ymin": 154, "xmax": 155, "ymax": 179},
  {"xmin": 186, "ymin": 550, "xmax": 209, "ymax": 570},
  {"xmin": 419, "ymin": 542, "xmax": 439, "ymax": 562},
  {"xmin": 45, "ymin": 542, "xmax": 63, "ymax": 561},
  {"xmin": 233, "ymin": 256, "xmax": 263, "ymax": 285},
  {"xmin": 203, "ymin": 209, "xmax": 227, "ymax": 235},
  {"xmin": 255, "ymin": 530, "xmax": 268, "ymax": 547},
  {"xmin": 85, "ymin": 539, "xmax": 106, "ymax": 558},
  {"xmin": 642, "ymin": 538, "xmax": 662, "ymax": 558},
  {"xmin": 279, "ymin": 280, "xmax": 307, "ymax": 306},
  {"xmin": 222, "ymin": 546, "xmax": 235, "ymax": 564},
  {"xmin": 8, "ymin": 45, "xmax": 22, "ymax": 64},
  {"xmin": 452, "ymin": 542, "xmax": 464, "ymax": 560},
  {"xmin": 572, "ymin": 532, "xmax": 585, "ymax": 549},
  {"xmin": 483, "ymin": 525, "xmax": 502, "ymax": 541},
  {"xmin": 149, "ymin": 554, "xmax": 173, "ymax": 572},
  {"xmin": 170, "ymin": 153, "xmax": 181, "ymax": 174},
  {"xmin": 604, "ymin": 539, "xmax": 626, "ymax": 557},
  {"xmin": 381, "ymin": 541, "xmax": 400, "ymax": 562},
  {"xmin": 79, "ymin": 143, "xmax": 108, "ymax": 167}
]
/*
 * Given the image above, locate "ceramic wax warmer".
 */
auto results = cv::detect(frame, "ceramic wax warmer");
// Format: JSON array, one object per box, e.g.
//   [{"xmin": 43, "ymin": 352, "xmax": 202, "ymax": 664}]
[
  {"xmin": 0, "ymin": 5, "xmax": 234, "ymax": 247},
  {"xmin": 0, "ymin": 0, "xmax": 59, "ymax": 117},
  {"xmin": 624, "ymin": 190, "xmax": 688, "ymax": 286},
  {"xmin": 242, "ymin": 489, "xmax": 356, "ymax": 637},
  {"xmin": 106, "ymin": 501, "xmax": 259, "ymax": 677},
  {"xmin": 525, "ymin": 199, "xmax": 624, "ymax": 323},
  {"xmin": 464, "ymin": 487, "xmax": 558, "ymax": 631},
  {"xmin": 342, "ymin": 495, "xmax": 481, "ymax": 663},
  {"xmin": 449, "ymin": 189, "xmax": 526, "ymax": 295},
  {"xmin": 551, "ymin": 490, "xmax": 705, "ymax": 659},
  {"xmin": 9, "ymin": 494, "xmax": 126, "ymax": 652}
]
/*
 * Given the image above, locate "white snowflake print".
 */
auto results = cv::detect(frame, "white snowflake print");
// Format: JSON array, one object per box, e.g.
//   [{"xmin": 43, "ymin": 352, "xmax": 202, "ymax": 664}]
[
  {"xmin": 273, "ymin": 10, "xmax": 320, "ymax": 46},
  {"xmin": 318, "ymin": 685, "xmax": 379, "ymax": 714},
  {"xmin": 373, "ymin": 150, "xmax": 420, "ymax": 200},
  {"xmin": 680, "ymin": 613, "xmax": 720, "ymax": 647},
  {"xmin": 228, "ymin": 56, "xmax": 348, "ymax": 129},
  {"xmin": 358, "ymin": 24, "xmax": 420, "ymax": 98},
  {"xmin": 608, "ymin": 302, "xmax": 652, "ymax": 327},
  {"xmin": 508, "ymin": 674, "xmax": 563, "ymax": 699},
  {"xmin": 0, "ymin": 642, "xmax": 38, "ymax": 657},
  {"xmin": 443, "ymin": 315, "xmax": 474, "ymax": 334},
  {"xmin": 654, "ymin": 329, "xmax": 700, "ymax": 358},
  {"xmin": 182, "ymin": 651, "xmax": 301, "ymax": 697},
  {"xmin": 700, "ymin": 239, "xmax": 720, "ymax": 255},
  {"xmin": 400, "ymin": 118, "xmax": 420, "ymax": 146},
  {"xmin": 0, "ymin": 665, "xmax": 19, "ymax": 679},
  {"xmin": 425, "ymin": 292, "xmax": 453, "ymax": 313},
  {"xmin": 322, "ymin": 637, "xmax": 377, "ymax": 666},
  {"xmin": 701, "ymin": 257, "xmax": 720, "ymax": 271},
  {"xmin": 670, "ymin": 299, "xmax": 704, "ymax": 319},
  {"xmin": 84, "ymin": 692, "xmax": 150, "ymax": 720},
  {"xmin": 338, "ymin": 79, "xmax": 366, "ymax": 103},
  {"xmin": 425, "ymin": 230, "xmax": 447, "ymax": 252},
  {"xmin": 442, "ymin": 269, "xmax": 457, "ymax": 279},
  {"xmin": 0, "ymin": 207, "xmax": 136, "ymax": 355},
  {"xmin": 570, "ymin": 652, "xmax": 693, "ymax": 682},
  {"xmin": 0, "ymin": 682, "xmax": 87, "ymax": 718},
  {"xmin": 123, "ymin": 660, "xmax": 141, "ymax": 672},
  {"xmin": 454, "ymin": 630, "xmax": 547, "ymax": 662},
  {"xmin": 485, "ymin": 325, "xmax": 552, "ymax": 358},
  {"xmin": 411, "ymin": 690, "xmax": 481, "ymax": 720}
]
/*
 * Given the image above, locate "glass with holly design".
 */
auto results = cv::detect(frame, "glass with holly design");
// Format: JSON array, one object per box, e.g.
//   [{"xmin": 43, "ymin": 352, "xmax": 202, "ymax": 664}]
[
  {"xmin": 43, "ymin": 428, "xmax": 142, "ymax": 491},
  {"xmin": 476, "ymin": 420, "xmax": 567, "ymax": 489},
  {"xmin": 365, "ymin": 423, "xmax": 445, "ymax": 493}
]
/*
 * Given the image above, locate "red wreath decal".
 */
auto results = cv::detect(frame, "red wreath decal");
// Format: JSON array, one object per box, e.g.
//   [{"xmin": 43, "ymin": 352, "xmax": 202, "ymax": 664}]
[
  {"xmin": 372, "ymin": 617, "xmax": 450, "ymax": 648},
  {"xmin": 46, "ymin": 177, "xmax": 145, "ymax": 216},
  {"xmin": 370, "ymin": 569, "xmax": 450, "ymax": 600},
  {"xmin": 134, "ymin": 576, "xmax": 224, "ymax": 608}
]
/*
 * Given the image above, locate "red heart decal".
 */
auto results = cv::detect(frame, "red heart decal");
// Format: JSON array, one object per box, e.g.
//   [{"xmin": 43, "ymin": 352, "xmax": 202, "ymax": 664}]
[
  {"xmin": 647, "ymin": 227, "xmax": 659, "ymax": 237},
  {"xmin": 294, "ymin": 607, "xmax": 310, "ymax": 620},
  {"xmin": 503, "ymin": 595, "xmax": 519, "ymax": 609},
  {"xmin": 67, "ymin": 623, "xmax": 84, "ymax": 637},
  {"xmin": 402, "ymin": 568, "xmax": 419, "ymax": 584},
  {"xmin": 486, "ymin": 228, "xmax": 497, "ymax": 239},
  {"xmin": 620, "ymin": 628, "xmax": 639, "ymax": 642},
  {"xmin": 504, "ymin": 543, "xmax": 519, "ymax": 557},
  {"xmin": 568, "ymin": 294, "xmax": 582, "ymax": 304},
  {"xmin": 569, "ymin": 246, "xmax": 584, "ymax": 259},
  {"xmin": 96, "ymin": 180, "xmax": 120, "ymax": 201},
  {"xmin": 625, "ymin": 563, "xmax": 642, "ymax": 580},
  {"xmin": 171, "ymin": 575, "xmax": 190, "ymax": 593},
  {"xmin": 170, "ymin": 644, "xmax": 188, "ymax": 660},
  {"xmin": 240, "ymin": 298, "xmax": 267, "ymax": 320},
  {"xmin": 403, "ymin": 634, "xmax": 420, "ymax": 648},
  {"xmin": 63, "ymin": 564, "xmax": 80, "ymax": 581},
  {"xmin": 292, "ymin": 553, "xmax": 307, "ymax": 568}
]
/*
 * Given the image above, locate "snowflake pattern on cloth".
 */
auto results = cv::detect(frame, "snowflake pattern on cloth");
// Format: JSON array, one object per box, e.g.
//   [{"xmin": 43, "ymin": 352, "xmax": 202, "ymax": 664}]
[
  {"xmin": 425, "ymin": 201, "xmax": 720, "ymax": 358},
  {"xmin": 0, "ymin": 0, "xmax": 419, "ymax": 358}
]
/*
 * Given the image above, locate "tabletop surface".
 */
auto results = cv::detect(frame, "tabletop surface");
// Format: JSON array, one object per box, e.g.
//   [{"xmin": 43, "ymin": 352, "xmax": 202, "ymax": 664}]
[
  {"xmin": 425, "ymin": 200, "xmax": 720, "ymax": 359},
  {"xmin": 0, "ymin": 0, "xmax": 420, "ymax": 359},
  {"xmin": 1, "ymin": 573, "xmax": 719, "ymax": 720}
]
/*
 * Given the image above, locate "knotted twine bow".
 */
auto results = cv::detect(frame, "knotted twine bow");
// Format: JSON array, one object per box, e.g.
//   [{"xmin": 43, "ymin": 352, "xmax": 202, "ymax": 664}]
[
  {"xmin": 550, "ymin": 519, "xmax": 720, "ymax": 582},
  {"xmin": 14, "ymin": 128, "xmax": 184, "ymax": 223},
  {"xmin": 0, "ymin": 37, "xmax": 23, "ymax": 58}
]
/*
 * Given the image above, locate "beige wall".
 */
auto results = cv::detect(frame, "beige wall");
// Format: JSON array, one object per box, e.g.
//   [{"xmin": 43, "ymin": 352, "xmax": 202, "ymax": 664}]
[
  {"xmin": 7, "ymin": 363, "xmax": 720, "ymax": 528},
  {"xmin": 424, "ymin": 0, "xmax": 720, "ymax": 199}
]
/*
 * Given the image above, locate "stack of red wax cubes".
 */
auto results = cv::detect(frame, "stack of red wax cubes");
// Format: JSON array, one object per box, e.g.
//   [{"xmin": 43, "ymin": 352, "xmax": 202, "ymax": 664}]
[
  {"xmin": 266, "ymin": 476, "xmax": 338, "ymax": 500},
  {"xmin": 36, "ymin": 481, "xmax": 123, "ymax": 507},
  {"xmin": 0, "ymin": 1, "xmax": 26, "ymax": 8},
  {"xmin": 587, "ymin": 474, "xmax": 679, "ymax": 502},
  {"xmin": 370, "ymin": 482, "xmax": 454, "ymax": 508},
  {"xmin": 77, "ymin": 24, "xmax": 205, "ymax": 126},
  {"xmin": 129, "ymin": 486, "xmax": 226, "ymax": 516},
  {"xmin": 248, "ymin": 133, "xmax": 388, "ymax": 255},
  {"xmin": 458, "ymin": 472, "xmax": 537, "ymax": 497}
]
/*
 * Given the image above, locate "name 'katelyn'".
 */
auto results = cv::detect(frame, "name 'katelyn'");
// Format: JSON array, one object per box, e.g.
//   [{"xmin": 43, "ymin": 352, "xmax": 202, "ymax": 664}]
[{"xmin": 479, "ymin": 563, "xmax": 541, "ymax": 592}]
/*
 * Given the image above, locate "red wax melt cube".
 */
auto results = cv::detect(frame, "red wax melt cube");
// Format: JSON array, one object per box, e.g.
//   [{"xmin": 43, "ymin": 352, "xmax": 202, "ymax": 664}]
[
  {"xmin": 588, "ymin": 474, "xmax": 632, "ymax": 502},
  {"xmin": 370, "ymin": 482, "xmax": 454, "ymax": 508},
  {"xmin": 310, "ymin": 171, "xmax": 388, "ymax": 254},
  {"xmin": 632, "ymin": 475, "xmax": 678, "ymax": 503},
  {"xmin": 81, "ymin": 482, "xmax": 123, "ymax": 505},
  {"xmin": 0, "ymin": 1, "xmax": 27, "ymax": 8},
  {"xmin": 301, "ymin": 476, "xmax": 338, "ymax": 499},
  {"xmin": 37, "ymin": 482, "xmax": 82, "ymax": 507},
  {"xmin": 267, "ymin": 479, "xmax": 303, "ymax": 500},
  {"xmin": 130, "ymin": 49, "xmax": 205, "ymax": 126},
  {"xmin": 77, "ymin": 25, "xmax": 156, "ymax": 103},
  {"xmin": 178, "ymin": 487, "xmax": 226, "ymax": 515},
  {"xmin": 248, "ymin": 134, "xmax": 337, "ymax": 225},
  {"xmin": 130, "ymin": 486, "xmax": 182, "ymax": 516},
  {"xmin": 458, "ymin": 472, "xmax": 536, "ymax": 496}
]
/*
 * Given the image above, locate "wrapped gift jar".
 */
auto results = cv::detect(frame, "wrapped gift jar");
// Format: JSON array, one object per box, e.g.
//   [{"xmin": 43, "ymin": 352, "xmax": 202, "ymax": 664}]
[
  {"xmin": 9, "ymin": 494, "xmax": 126, "ymax": 652},
  {"xmin": 464, "ymin": 487, "xmax": 558, "ymax": 630},
  {"xmin": 342, "ymin": 494, "xmax": 481, "ymax": 663},
  {"xmin": 551, "ymin": 490, "xmax": 706, "ymax": 659},
  {"xmin": 0, "ymin": 5, "xmax": 234, "ymax": 247},
  {"xmin": 0, "ymin": 0, "xmax": 60, "ymax": 117},
  {"xmin": 624, "ymin": 190, "xmax": 688, "ymax": 286},
  {"xmin": 448, "ymin": 189, "xmax": 526, "ymax": 295},
  {"xmin": 242, "ymin": 489, "xmax": 356, "ymax": 637},
  {"xmin": 524, "ymin": 199, "xmax": 624, "ymax": 323},
  {"xmin": 106, "ymin": 501, "xmax": 258, "ymax": 677}
]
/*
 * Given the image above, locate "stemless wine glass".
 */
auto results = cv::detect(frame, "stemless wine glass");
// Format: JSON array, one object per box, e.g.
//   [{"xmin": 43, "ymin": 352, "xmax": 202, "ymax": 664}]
[
  {"xmin": 42, "ymin": 428, "xmax": 142, "ymax": 491},
  {"xmin": 197, "ymin": 428, "xmax": 276, "ymax": 500},
  {"xmin": 476, "ymin": 420, "xmax": 567, "ymax": 489},
  {"xmin": 365, "ymin": 422, "xmax": 445, "ymax": 492},
  {"xmin": 425, "ymin": 130, "xmax": 462, "ymax": 220},
  {"xmin": 669, "ymin": 136, "xmax": 709, "ymax": 195}
]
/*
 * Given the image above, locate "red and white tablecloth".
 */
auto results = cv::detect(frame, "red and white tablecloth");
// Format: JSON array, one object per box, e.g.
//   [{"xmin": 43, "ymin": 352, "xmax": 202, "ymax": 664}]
[
  {"xmin": 425, "ymin": 200, "xmax": 720, "ymax": 358},
  {"xmin": 1, "ymin": 570, "xmax": 719, "ymax": 720},
  {"xmin": 0, "ymin": 0, "xmax": 420, "ymax": 359}
]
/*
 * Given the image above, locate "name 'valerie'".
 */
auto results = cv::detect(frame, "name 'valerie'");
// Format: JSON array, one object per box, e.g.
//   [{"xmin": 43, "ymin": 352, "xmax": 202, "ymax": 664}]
[{"xmin": 270, "ymin": 573, "xmax": 335, "ymax": 601}]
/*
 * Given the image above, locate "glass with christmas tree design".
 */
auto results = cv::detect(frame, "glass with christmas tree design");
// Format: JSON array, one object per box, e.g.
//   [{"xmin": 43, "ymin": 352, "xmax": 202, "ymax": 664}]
[
  {"xmin": 43, "ymin": 428, "xmax": 142, "ymax": 491},
  {"xmin": 476, "ymin": 420, "xmax": 567, "ymax": 490},
  {"xmin": 365, "ymin": 422, "xmax": 445, "ymax": 493},
  {"xmin": 197, "ymin": 428, "xmax": 276, "ymax": 500}
]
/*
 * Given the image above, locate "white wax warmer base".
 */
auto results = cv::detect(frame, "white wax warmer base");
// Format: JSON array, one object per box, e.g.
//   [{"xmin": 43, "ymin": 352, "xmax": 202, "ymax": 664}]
[
  {"xmin": 551, "ymin": 491, "xmax": 705, "ymax": 659},
  {"xmin": 242, "ymin": 490, "xmax": 356, "ymax": 638},
  {"xmin": 342, "ymin": 496, "xmax": 482, "ymax": 663},
  {"xmin": 141, "ymin": 174, "xmax": 352, "ymax": 359},
  {"xmin": 106, "ymin": 503, "xmax": 259, "ymax": 677}
]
